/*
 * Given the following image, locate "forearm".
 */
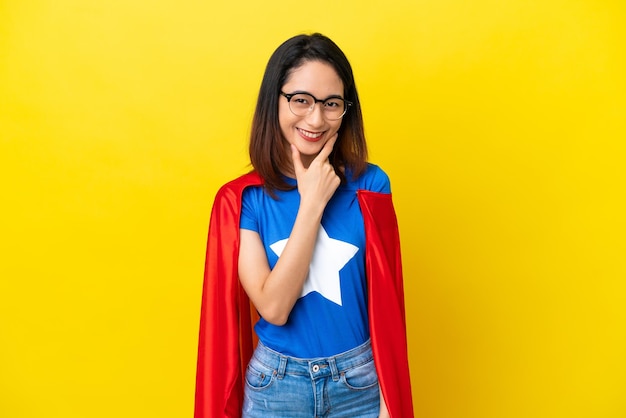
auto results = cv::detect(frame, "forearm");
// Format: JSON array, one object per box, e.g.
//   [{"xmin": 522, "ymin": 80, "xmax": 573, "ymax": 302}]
[
  {"xmin": 238, "ymin": 197, "xmax": 328, "ymax": 326},
  {"xmin": 257, "ymin": 203, "xmax": 324, "ymax": 324}
]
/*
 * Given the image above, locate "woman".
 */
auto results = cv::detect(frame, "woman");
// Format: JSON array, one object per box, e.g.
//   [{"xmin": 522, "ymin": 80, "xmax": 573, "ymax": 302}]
[{"xmin": 195, "ymin": 33, "xmax": 413, "ymax": 418}]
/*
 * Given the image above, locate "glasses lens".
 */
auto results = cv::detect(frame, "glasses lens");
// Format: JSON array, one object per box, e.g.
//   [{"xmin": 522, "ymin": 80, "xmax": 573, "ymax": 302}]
[
  {"xmin": 288, "ymin": 93, "xmax": 315, "ymax": 116},
  {"xmin": 323, "ymin": 98, "xmax": 346, "ymax": 120},
  {"xmin": 287, "ymin": 93, "xmax": 347, "ymax": 120}
]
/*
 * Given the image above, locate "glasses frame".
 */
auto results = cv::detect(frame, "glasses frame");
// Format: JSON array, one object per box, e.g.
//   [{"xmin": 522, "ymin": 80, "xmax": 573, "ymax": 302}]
[{"xmin": 280, "ymin": 91, "xmax": 353, "ymax": 120}]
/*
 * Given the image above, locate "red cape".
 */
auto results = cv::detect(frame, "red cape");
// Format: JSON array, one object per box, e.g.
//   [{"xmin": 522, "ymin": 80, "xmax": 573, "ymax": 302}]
[{"xmin": 195, "ymin": 172, "xmax": 413, "ymax": 417}]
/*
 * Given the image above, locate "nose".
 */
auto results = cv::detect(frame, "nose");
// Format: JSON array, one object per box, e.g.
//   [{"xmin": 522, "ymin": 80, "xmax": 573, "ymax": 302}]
[{"xmin": 305, "ymin": 102, "xmax": 325, "ymax": 126}]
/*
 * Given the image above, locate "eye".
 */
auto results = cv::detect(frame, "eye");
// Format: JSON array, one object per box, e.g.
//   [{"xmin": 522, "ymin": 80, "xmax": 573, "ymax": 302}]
[
  {"xmin": 292, "ymin": 94, "xmax": 311, "ymax": 105},
  {"xmin": 324, "ymin": 99, "xmax": 342, "ymax": 109}
]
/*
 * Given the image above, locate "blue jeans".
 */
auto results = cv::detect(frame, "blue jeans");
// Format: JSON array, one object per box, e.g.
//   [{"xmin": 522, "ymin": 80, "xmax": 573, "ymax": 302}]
[{"xmin": 243, "ymin": 339, "xmax": 380, "ymax": 417}]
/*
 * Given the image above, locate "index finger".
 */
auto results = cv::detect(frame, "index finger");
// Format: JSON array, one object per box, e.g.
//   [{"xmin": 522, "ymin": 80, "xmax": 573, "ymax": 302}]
[
  {"xmin": 291, "ymin": 144, "xmax": 305, "ymax": 178},
  {"xmin": 314, "ymin": 133, "xmax": 338, "ymax": 163}
]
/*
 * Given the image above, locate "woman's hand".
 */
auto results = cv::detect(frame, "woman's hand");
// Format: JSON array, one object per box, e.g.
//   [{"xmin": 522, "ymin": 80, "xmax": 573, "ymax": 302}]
[
  {"xmin": 291, "ymin": 133, "xmax": 340, "ymax": 210},
  {"xmin": 379, "ymin": 389, "xmax": 390, "ymax": 418}
]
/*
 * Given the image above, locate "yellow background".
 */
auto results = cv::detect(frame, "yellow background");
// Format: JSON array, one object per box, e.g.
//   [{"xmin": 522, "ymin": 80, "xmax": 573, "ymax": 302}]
[{"xmin": 1, "ymin": 0, "xmax": 625, "ymax": 417}]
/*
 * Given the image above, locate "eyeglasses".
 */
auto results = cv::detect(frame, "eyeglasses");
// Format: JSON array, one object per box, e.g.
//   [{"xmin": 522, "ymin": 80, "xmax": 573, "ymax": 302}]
[{"xmin": 280, "ymin": 91, "xmax": 352, "ymax": 120}]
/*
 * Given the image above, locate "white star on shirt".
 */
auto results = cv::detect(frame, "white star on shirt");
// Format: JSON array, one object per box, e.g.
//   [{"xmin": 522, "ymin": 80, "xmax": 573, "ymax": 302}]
[{"xmin": 269, "ymin": 226, "xmax": 359, "ymax": 306}]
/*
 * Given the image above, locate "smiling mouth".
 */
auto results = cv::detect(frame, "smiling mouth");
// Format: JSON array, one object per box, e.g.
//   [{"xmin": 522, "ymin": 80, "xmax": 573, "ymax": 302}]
[{"xmin": 297, "ymin": 128, "xmax": 324, "ymax": 140}]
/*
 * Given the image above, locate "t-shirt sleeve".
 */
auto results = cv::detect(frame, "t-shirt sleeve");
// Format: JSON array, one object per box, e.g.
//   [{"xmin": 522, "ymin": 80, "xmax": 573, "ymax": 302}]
[
  {"xmin": 239, "ymin": 187, "xmax": 259, "ymax": 232},
  {"xmin": 366, "ymin": 164, "xmax": 392, "ymax": 194}
]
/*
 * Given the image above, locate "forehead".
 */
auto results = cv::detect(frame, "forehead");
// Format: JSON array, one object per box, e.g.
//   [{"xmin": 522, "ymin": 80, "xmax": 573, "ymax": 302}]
[{"xmin": 283, "ymin": 60, "xmax": 344, "ymax": 96}]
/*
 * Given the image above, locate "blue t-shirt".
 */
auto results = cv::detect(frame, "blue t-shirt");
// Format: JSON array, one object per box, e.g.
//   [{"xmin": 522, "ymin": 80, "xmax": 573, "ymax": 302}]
[{"xmin": 240, "ymin": 164, "xmax": 391, "ymax": 358}]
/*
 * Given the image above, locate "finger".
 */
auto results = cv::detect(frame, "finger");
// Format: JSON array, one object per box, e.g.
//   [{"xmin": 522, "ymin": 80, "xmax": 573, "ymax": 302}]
[
  {"xmin": 291, "ymin": 144, "xmax": 305, "ymax": 177},
  {"xmin": 314, "ymin": 133, "xmax": 338, "ymax": 163}
]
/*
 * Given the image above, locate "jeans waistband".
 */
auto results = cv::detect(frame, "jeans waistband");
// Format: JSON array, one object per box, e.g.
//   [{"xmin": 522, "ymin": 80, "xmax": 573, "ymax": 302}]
[{"xmin": 251, "ymin": 339, "xmax": 374, "ymax": 381}]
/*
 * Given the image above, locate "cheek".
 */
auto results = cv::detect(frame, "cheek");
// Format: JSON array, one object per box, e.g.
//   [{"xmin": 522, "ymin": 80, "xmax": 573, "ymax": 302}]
[
  {"xmin": 330, "ymin": 120, "xmax": 343, "ymax": 134},
  {"xmin": 278, "ymin": 106, "xmax": 297, "ymax": 129}
]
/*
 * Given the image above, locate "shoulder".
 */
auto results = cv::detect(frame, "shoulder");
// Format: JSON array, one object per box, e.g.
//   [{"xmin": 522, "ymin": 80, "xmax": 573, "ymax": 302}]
[
  {"xmin": 216, "ymin": 172, "xmax": 263, "ymax": 197},
  {"xmin": 212, "ymin": 172, "xmax": 264, "ymax": 208},
  {"xmin": 350, "ymin": 163, "xmax": 391, "ymax": 193}
]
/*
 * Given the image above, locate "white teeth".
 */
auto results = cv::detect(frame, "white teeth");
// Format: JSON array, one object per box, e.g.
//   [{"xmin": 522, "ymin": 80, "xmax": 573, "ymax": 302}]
[{"xmin": 298, "ymin": 128, "xmax": 323, "ymax": 139}]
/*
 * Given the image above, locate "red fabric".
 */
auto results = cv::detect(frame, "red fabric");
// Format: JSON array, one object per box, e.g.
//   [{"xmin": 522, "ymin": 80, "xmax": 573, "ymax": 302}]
[
  {"xmin": 195, "ymin": 172, "xmax": 413, "ymax": 418},
  {"xmin": 358, "ymin": 190, "xmax": 414, "ymax": 417}
]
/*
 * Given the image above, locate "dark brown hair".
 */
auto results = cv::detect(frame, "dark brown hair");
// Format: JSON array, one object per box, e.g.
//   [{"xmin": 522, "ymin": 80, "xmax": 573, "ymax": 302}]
[{"xmin": 249, "ymin": 33, "xmax": 368, "ymax": 194}]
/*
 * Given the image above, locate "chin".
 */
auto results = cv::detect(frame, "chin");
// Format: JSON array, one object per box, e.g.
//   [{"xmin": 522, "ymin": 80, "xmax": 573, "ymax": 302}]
[{"xmin": 295, "ymin": 139, "xmax": 326, "ymax": 155}]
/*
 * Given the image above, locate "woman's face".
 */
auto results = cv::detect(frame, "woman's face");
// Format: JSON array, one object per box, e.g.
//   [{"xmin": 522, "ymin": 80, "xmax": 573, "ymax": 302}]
[{"xmin": 279, "ymin": 60, "xmax": 344, "ymax": 170}]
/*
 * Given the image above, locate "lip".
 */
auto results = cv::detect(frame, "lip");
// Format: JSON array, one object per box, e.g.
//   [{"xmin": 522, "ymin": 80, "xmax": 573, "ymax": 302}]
[{"xmin": 297, "ymin": 128, "xmax": 325, "ymax": 143}]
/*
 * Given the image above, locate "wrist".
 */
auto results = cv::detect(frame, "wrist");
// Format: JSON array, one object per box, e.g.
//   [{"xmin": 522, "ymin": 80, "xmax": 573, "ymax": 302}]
[{"xmin": 298, "ymin": 198, "xmax": 326, "ymax": 219}]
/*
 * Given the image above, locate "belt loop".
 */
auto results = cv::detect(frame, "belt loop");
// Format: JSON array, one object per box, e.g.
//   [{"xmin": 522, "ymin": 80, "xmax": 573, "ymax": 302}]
[
  {"xmin": 277, "ymin": 355, "xmax": 287, "ymax": 379},
  {"xmin": 328, "ymin": 357, "xmax": 339, "ymax": 381}
]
